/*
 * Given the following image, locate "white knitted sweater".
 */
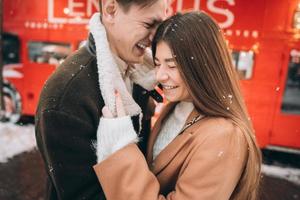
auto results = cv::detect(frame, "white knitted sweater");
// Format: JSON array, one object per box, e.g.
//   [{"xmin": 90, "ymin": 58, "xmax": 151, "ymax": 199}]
[{"xmin": 153, "ymin": 102, "xmax": 194, "ymax": 159}]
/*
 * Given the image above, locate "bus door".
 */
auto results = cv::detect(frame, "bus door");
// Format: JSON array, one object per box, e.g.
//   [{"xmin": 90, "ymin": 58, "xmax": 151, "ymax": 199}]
[{"xmin": 270, "ymin": 46, "xmax": 300, "ymax": 149}]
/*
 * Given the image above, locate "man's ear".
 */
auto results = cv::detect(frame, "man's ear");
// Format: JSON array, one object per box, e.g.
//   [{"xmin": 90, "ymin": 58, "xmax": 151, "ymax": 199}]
[{"xmin": 102, "ymin": 0, "xmax": 118, "ymax": 23}]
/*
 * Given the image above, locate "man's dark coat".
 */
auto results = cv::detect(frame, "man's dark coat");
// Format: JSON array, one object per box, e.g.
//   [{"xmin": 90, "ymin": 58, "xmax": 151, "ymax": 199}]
[{"xmin": 35, "ymin": 35, "xmax": 153, "ymax": 200}]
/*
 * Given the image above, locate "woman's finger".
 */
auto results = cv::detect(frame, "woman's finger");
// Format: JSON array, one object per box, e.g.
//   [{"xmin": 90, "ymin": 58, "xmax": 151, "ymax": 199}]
[
  {"xmin": 102, "ymin": 106, "xmax": 114, "ymax": 118},
  {"xmin": 115, "ymin": 90, "xmax": 126, "ymax": 117}
]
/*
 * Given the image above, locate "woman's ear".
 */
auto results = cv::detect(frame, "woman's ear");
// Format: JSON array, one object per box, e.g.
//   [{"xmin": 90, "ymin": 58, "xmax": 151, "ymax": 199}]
[{"xmin": 102, "ymin": 0, "xmax": 118, "ymax": 23}]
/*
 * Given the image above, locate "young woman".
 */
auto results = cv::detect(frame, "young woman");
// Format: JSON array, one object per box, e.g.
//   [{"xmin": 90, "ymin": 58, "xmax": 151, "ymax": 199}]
[{"xmin": 93, "ymin": 11, "xmax": 262, "ymax": 200}]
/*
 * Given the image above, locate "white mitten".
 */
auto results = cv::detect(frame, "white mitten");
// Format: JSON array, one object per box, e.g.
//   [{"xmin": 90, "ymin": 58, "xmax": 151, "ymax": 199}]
[{"xmin": 96, "ymin": 116, "xmax": 139, "ymax": 163}]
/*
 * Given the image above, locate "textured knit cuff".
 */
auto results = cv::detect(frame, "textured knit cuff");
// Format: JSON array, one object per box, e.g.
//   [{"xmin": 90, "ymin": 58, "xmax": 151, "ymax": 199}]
[
  {"xmin": 129, "ymin": 65, "xmax": 157, "ymax": 91},
  {"xmin": 97, "ymin": 116, "xmax": 139, "ymax": 163}
]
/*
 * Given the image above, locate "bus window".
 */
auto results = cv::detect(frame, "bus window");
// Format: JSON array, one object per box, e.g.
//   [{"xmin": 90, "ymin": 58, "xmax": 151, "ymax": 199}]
[
  {"xmin": 281, "ymin": 49, "xmax": 300, "ymax": 114},
  {"xmin": 3, "ymin": 33, "xmax": 20, "ymax": 64},
  {"xmin": 28, "ymin": 42, "xmax": 71, "ymax": 65},
  {"xmin": 232, "ymin": 50, "xmax": 254, "ymax": 79}
]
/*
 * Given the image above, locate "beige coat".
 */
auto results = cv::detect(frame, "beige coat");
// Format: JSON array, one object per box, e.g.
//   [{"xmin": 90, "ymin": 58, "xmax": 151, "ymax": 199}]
[{"xmin": 93, "ymin": 103, "xmax": 248, "ymax": 200}]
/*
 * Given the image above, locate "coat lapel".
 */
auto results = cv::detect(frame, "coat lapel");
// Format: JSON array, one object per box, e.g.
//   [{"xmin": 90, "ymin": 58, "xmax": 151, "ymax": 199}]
[
  {"xmin": 146, "ymin": 103, "xmax": 176, "ymax": 164},
  {"xmin": 148, "ymin": 105, "xmax": 203, "ymax": 175}
]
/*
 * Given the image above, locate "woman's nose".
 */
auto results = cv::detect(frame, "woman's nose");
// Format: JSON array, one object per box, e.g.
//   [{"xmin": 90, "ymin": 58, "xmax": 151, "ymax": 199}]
[{"xmin": 156, "ymin": 67, "xmax": 168, "ymax": 82}]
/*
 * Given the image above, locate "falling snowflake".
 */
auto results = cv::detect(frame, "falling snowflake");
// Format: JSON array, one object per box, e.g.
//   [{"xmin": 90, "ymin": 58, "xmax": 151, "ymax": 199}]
[
  {"xmin": 218, "ymin": 151, "xmax": 224, "ymax": 157},
  {"xmin": 49, "ymin": 165, "xmax": 54, "ymax": 173}
]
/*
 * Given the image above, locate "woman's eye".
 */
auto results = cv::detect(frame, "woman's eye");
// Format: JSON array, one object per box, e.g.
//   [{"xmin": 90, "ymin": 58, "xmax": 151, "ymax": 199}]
[
  {"xmin": 154, "ymin": 63, "xmax": 161, "ymax": 67},
  {"xmin": 168, "ymin": 65, "xmax": 176, "ymax": 69}
]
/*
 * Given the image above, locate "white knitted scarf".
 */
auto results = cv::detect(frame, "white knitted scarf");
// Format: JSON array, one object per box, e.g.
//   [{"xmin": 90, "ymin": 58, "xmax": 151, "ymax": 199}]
[{"xmin": 89, "ymin": 13, "xmax": 156, "ymax": 119}]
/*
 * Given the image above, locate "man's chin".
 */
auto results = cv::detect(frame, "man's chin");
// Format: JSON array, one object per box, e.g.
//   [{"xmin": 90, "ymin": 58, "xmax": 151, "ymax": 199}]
[{"xmin": 127, "ymin": 55, "xmax": 144, "ymax": 64}]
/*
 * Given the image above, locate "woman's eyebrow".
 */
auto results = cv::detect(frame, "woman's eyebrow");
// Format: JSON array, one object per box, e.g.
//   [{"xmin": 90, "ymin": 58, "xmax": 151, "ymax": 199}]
[
  {"xmin": 154, "ymin": 57, "xmax": 176, "ymax": 63},
  {"xmin": 165, "ymin": 58, "xmax": 176, "ymax": 62}
]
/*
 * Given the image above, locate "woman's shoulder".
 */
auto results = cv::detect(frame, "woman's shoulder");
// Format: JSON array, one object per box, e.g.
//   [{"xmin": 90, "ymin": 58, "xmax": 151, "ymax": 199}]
[
  {"xmin": 187, "ymin": 117, "xmax": 248, "ymax": 162},
  {"xmin": 191, "ymin": 117, "xmax": 246, "ymax": 146}
]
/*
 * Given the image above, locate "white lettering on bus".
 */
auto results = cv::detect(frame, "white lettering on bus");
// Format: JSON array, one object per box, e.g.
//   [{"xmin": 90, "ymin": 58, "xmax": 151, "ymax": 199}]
[
  {"xmin": 172, "ymin": 0, "xmax": 235, "ymax": 28},
  {"xmin": 194, "ymin": 0, "xmax": 200, "ymax": 11},
  {"xmin": 68, "ymin": 0, "xmax": 85, "ymax": 17},
  {"xmin": 175, "ymin": 0, "xmax": 201, "ymax": 11},
  {"xmin": 48, "ymin": 0, "xmax": 99, "ymax": 24},
  {"xmin": 87, "ymin": 0, "xmax": 99, "ymax": 17},
  {"xmin": 48, "ymin": 0, "xmax": 234, "ymax": 28},
  {"xmin": 176, "ymin": 0, "xmax": 183, "ymax": 11},
  {"xmin": 207, "ymin": 0, "xmax": 235, "ymax": 28}
]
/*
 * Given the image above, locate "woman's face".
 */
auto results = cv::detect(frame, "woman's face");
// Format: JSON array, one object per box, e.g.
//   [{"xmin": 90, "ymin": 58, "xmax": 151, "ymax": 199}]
[{"xmin": 154, "ymin": 41, "xmax": 192, "ymax": 102}]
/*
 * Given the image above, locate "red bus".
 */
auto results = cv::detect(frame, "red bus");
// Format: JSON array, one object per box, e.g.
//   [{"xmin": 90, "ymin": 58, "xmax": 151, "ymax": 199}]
[{"xmin": 2, "ymin": 0, "xmax": 300, "ymax": 151}]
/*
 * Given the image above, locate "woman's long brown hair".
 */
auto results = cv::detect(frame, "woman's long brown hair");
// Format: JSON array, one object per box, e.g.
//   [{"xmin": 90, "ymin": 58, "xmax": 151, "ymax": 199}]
[{"xmin": 152, "ymin": 11, "xmax": 262, "ymax": 200}]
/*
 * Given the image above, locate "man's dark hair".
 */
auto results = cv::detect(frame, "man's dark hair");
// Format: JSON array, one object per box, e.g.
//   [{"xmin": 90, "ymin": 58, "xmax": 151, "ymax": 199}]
[{"xmin": 99, "ymin": 0, "xmax": 159, "ymax": 13}]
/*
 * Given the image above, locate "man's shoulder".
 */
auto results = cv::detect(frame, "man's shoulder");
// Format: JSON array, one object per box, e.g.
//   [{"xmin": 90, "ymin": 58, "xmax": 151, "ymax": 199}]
[{"xmin": 37, "ymin": 47, "xmax": 102, "ymax": 113}]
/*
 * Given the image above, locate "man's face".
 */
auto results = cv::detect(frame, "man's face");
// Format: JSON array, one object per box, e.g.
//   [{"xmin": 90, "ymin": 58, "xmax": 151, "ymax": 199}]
[{"xmin": 105, "ymin": 0, "xmax": 167, "ymax": 64}]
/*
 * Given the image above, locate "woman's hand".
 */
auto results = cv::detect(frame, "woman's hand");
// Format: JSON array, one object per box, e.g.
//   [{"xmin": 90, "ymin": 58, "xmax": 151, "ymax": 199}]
[{"xmin": 102, "ymin": 90, "xmax": 126, "ymax": 118}]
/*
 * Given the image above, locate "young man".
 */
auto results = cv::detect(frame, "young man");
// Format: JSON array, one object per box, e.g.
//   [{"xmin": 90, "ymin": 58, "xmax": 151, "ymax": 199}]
[{"xmin": 35, "ymin": 0, "xmax": 167, "ymax": 199}]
